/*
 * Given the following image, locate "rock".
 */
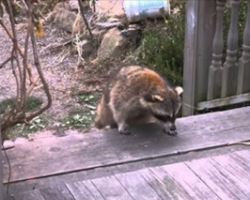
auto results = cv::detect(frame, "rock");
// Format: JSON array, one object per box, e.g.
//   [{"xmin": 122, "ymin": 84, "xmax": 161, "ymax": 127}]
[
  {"xmin": 71, "ymin": 39, "xmax": 93, "ymax": 58},
  {"xmin": 54, "ymin": 9, "xmax": 77, "ymax": 33},
  {"xmin": 46, "ymin": 2, "xmax": 87, "ymax": 33},
  {"xmin": 122, "ymin": 46, "xmax": 142, "ymax": 65},
  {"xmin": 121, "ymin": 24, "xmax": 141, "ymax": 37},
  {"xmin": 53, "ymin": 2, "xmax": 71, "ymax": 11},
  {"xmin": 96, "ymin": 21, "xmax": 123, "ymax": 29},
  {"xmin": 47, "ymin": 4, "xmax": 85, "ymax": 34},
  {"xmin": 92, "ymin": 28, "xmax": 107, "ymax": 43},
  {"xmin": 2, "ymin": 140, "xmax": 15, "ymax": 150},
  {"xmin": 69, "ymin": 0, "xmax": 90, "ymax": 11},
  {"xmin": 107, "ymin": 18, "xmax": 120, "ymax": 22},
  {"xmin": 96, "ymin": 0, "xmax": 125, "ymax": 18},
  {"xmin": 69, "ymin": 0, "xmax": 79, "ymax": 11},
  {"xmin": 80, "ymin": 40, "xmax": 94, "ymax": 58},
  {"xmin": 72, "ymin": 13, "xmax": 86, "ymax": 34},
  {"xmin": 97, "ymin": 28, "xmax": 127, "ymax": 61}
]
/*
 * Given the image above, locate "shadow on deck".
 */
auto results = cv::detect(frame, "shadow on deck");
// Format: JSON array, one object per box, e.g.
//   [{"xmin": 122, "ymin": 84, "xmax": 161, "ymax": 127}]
[{"xmin": 2, "ymin": 107, "xmax": 250, "ymax": 199}]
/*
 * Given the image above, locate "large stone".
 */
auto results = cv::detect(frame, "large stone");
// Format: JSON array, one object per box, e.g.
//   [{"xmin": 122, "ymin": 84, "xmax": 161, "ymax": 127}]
[
  {"xmin": 46, "ymin": 2, "xmax": 85, "ymax": 34},
  {"xmin": 96, "ymin": 0, "xmax": 125, "ymax": 18},
  {"xmin": 69, "ymin": 0, "xmax": 90, "ymax": 11},
  {"xmin": 68, "ymin": 0, "xmax": 79, "ymax": 11},
  {"xmin": 97, "ymin": 28, "xmax": 127, "ymax": 61},
  {"xmin": 72, "ymin": 13, "xmax": 86, "ymax": 35},
  {"xmin": 53, "ymin": 9, "xmax": 77, "ymax": 33}
]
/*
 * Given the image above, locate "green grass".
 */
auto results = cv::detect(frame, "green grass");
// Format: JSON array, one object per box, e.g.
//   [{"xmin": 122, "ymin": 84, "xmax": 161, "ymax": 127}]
[
  {"xmin": 0, "ymin": 96, "xmax": 43, "ymax": 114},
  {"xmin": 6, "ymin": 115, "xmax": 48, "ymax": 139},
  {"xmin": 60, "ymin": 91, "xmax": 99, "ymax": 129}
]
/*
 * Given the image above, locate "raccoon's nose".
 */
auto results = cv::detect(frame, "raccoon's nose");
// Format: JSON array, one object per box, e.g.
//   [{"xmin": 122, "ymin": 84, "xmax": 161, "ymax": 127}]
[{"xmin": 170, "ymin": 124, "xmax": 176, "ymax": 131}]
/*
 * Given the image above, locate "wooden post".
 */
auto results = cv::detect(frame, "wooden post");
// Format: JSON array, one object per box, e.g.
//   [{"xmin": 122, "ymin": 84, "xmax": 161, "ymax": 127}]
[
  {"xmin": 221, "ymin": 0, "xmax": 240, "ymax": 97},
  {"xmin": 182, "ymin": 0, "xmax": 216, "ymax": 116},
  {"xmin": 207, "ymin": 0, "xmax": 227, "ymax": 100},
  {"xmin": 237, "ymin": 0, "xmax": 250, "ymax": 94},
  {"xmin": 0, "ymin": 131, "xmax": 4, "ymax": 200}
]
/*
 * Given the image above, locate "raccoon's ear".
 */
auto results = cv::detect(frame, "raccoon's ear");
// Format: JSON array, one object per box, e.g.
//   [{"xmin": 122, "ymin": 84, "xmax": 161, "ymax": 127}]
[
  {"xmin": 144, "ymin": 94, "xmax": 164, "ymax": 102},
  {"xmin": 175, "ymin": 86, "xmax": 183, "ymax": 96}
]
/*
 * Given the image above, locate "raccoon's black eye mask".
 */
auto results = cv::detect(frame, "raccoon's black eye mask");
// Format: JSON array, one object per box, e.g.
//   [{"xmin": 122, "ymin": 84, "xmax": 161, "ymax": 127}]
[{"xmin": 153, "ymin": 114, "xmax": 172, "ymax": 122}]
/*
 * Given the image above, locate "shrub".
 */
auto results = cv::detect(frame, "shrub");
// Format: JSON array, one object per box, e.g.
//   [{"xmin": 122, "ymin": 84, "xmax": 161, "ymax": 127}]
[{"xmin": 138, "ymin": 1, "xmax": 186, "ymax": 86}]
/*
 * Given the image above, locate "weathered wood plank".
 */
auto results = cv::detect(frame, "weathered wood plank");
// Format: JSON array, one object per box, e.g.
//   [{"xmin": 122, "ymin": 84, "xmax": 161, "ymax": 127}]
[
  {"xmin": 207, "ymin": 0, "xmax": 227, "ymax": 100},
  {"xmin": 139, "ymin": 168, "xmax": 174, "ymax": 199},
  {"xmin": 15, "ymin": 190, "xmax": 45, "ymax": 200},
  {"xmin": 138, "ymin": 169, "xmax": 174, "ymax": 200},
  {"xmin": 212, "ymin": 152, "xmax": 250, "ymax": 187},
  {"xmin": 2, "ymin": 107, "xmax": 250, "ymax": 183},
  {"xmin": 81, "ymin": 180, "xmax": 105, "ymax": 200},
  {"xmin": 40, "ymin": 184, "xmax": 75, "ymax": 200},
  {"xmin": 91, "ymin": 176, "xmax": 133, "ymax": 200},
  {"xmin": 221, "ymin": 0, "xmax": 240, "ymax": 97},
  {"xmin": 66, "ymin": 181, "xmax": 95, "ymax": 200},
  {"xmin": 237, "ymin": 0, "xmax": 250, "ymax": 94},
  {"xmin": 186, "ymin": 157, "xmax": 250, "ymax": 200},
  {"xmin": 197, "ymin": 92, "xmax": 250, "ymax": 110},
  {"xmin": 230, "ymin": 149, "xmax": 250, "ymax": 168},
  {"xmin": 235, "ymin": 149, "xmax": 250, "ymax": 162},
  {"xmin": 115, "ymin": 171, "xmax": 162, "ymax": 200},
  {"xmin": 182, "ymin": 0, "xmax": 216, "ymax": 116},
  {"xmin": 150, "ymin": 163, "xmax": 220, "ymax": 200}
]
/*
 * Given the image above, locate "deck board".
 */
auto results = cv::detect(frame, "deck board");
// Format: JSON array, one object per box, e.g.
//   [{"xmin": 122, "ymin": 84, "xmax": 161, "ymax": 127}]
[
  {"xmin": 66, "ymin": 181, "xmax": 95, "ymax": 200},
  {"xmin": 79, "ymin": 180, "xmax": 105, "ymax": 200},
  {"xmin": 40, "ymin": 185, "xmax": 75, "ymax": 200},
  {"xmin": 150, "ymin": 163, "xmax": 220, "ymax": 200},
  {"xmin": 115, "ymin": 171, "xmax": 162, "ymax": 200},
  {"xmin": 15, "ymin": 190, "xmax": 45, "ymax": 200},
  {"xmin": 212, "ymin": 154, "xmax": 250, "ymax": 186},
  {"xmin": 2, "ymin": 107, "xmax": 250, "ymax": 183},
  {"xmin": 185, "ymin": 156, "xmax": 250, "ymax": 200},
  {"xmin": 91, "ymin": 176, "xmax": 134, "ymax": 200},
  {"xmin": 11, "ymin": 149, "xmax": 250, "ymax": 200}
]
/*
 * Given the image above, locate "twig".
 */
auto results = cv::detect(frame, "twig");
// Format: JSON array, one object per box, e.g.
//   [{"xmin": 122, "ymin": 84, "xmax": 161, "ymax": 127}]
[
  {"xmin": 6, "ymin": 0, "xmax": 23, "ymax": 94},
  {"xmin": 0, "ymin": 57, "xmax": 13, "ymax": 68},
  {"xmin": 10, "ymin": 47, "xmax": 21, "ymax": 101},
  {"xmin": 0, "ymin": 0, "xmax": 52, "ymax": 136},
  {"xmin": 41, "ymin": 33, "xmax": 84, "ymax": 52},
  {"xmin": 26, "ymin": 0, "xmax": 52, "ymax": 120},
  {"xmin": 0, "ymin": 19, "xmax": 35, "ymax": 84},
  {"xmin": 77, "ymin": 0, "xmax": 93, "ymax": 39}
]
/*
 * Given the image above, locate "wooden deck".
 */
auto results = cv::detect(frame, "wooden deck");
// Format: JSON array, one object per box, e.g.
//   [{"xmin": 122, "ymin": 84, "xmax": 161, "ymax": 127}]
[
  {"xmin": 2, "ymin": 107, "xmax": 250, "ymax": 199},
  {"xmin": 6, "ymin": 149, "xmax": 250, "ymax": 200}
]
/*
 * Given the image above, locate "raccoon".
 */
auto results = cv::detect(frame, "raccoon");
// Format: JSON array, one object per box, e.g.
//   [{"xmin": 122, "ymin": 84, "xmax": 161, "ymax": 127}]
[{"xmin": 95, "ymin": 65, "xmax": 183, "ymax": 135}]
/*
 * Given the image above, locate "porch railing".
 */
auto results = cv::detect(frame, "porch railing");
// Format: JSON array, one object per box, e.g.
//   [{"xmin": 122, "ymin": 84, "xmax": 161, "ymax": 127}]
[{"xmin": 182, "ymin": 0, "xmax": 250, "ymax": 116}]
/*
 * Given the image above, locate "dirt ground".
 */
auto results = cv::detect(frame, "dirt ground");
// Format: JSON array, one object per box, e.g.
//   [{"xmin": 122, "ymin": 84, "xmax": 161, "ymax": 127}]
[{"xmin": 0, "ymin": 13, "xmax": 117, "ymax": 139}]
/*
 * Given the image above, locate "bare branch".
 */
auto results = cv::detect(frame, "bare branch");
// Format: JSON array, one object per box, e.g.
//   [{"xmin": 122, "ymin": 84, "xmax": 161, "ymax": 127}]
[
  {"xmin": 0, "ymin": 0, "xmax": 52, "ymax": 140},
  {"xmin": 0, "ymin": 19, "xmax": 35, "ymax": 85},
  {"xmin": 0, "ymin": 57, "xmax": 13, "ymax": 68},
  {"xmin": 26, "ymin": 0, "xmax": 52, "ymax": 120},
  {"xmin": 77, "ymin": 0, "xmax": 93, "ymax": 39}
]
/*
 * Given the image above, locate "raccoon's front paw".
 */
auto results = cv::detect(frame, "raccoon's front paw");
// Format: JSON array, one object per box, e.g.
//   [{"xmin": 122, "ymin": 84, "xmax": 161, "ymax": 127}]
[
  {"xmin": 164, "ymin": 129, "xmax": 178, "ymax": 136},
  {"xmin": 119, "ymin": 128, "xmax": 131, "ymax": 135}
]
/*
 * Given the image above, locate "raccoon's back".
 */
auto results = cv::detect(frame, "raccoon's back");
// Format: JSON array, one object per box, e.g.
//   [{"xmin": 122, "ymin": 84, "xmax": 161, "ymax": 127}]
[{"xmin": 109, "ymin": 65, "xmax": 168, "ymax": 98}]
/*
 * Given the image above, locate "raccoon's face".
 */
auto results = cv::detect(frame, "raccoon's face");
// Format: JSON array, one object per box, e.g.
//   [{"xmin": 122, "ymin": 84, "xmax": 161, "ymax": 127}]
[{"xmin": 141, "ymin": 86, "xmax": 183, "ymax": 131}]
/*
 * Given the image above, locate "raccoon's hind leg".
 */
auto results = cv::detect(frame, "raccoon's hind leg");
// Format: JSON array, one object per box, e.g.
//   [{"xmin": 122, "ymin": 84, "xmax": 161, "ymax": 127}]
[
  {"xmin": 111, "ymin": 111, "xmax": 131, "ymax": 135},
  {"xmin": 95, "ymin": 95, "xmax": 116, "ymax": 129},
  {"xmin": 112, "ymin": 108, "xmax": 147, "ymax": 135}
]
